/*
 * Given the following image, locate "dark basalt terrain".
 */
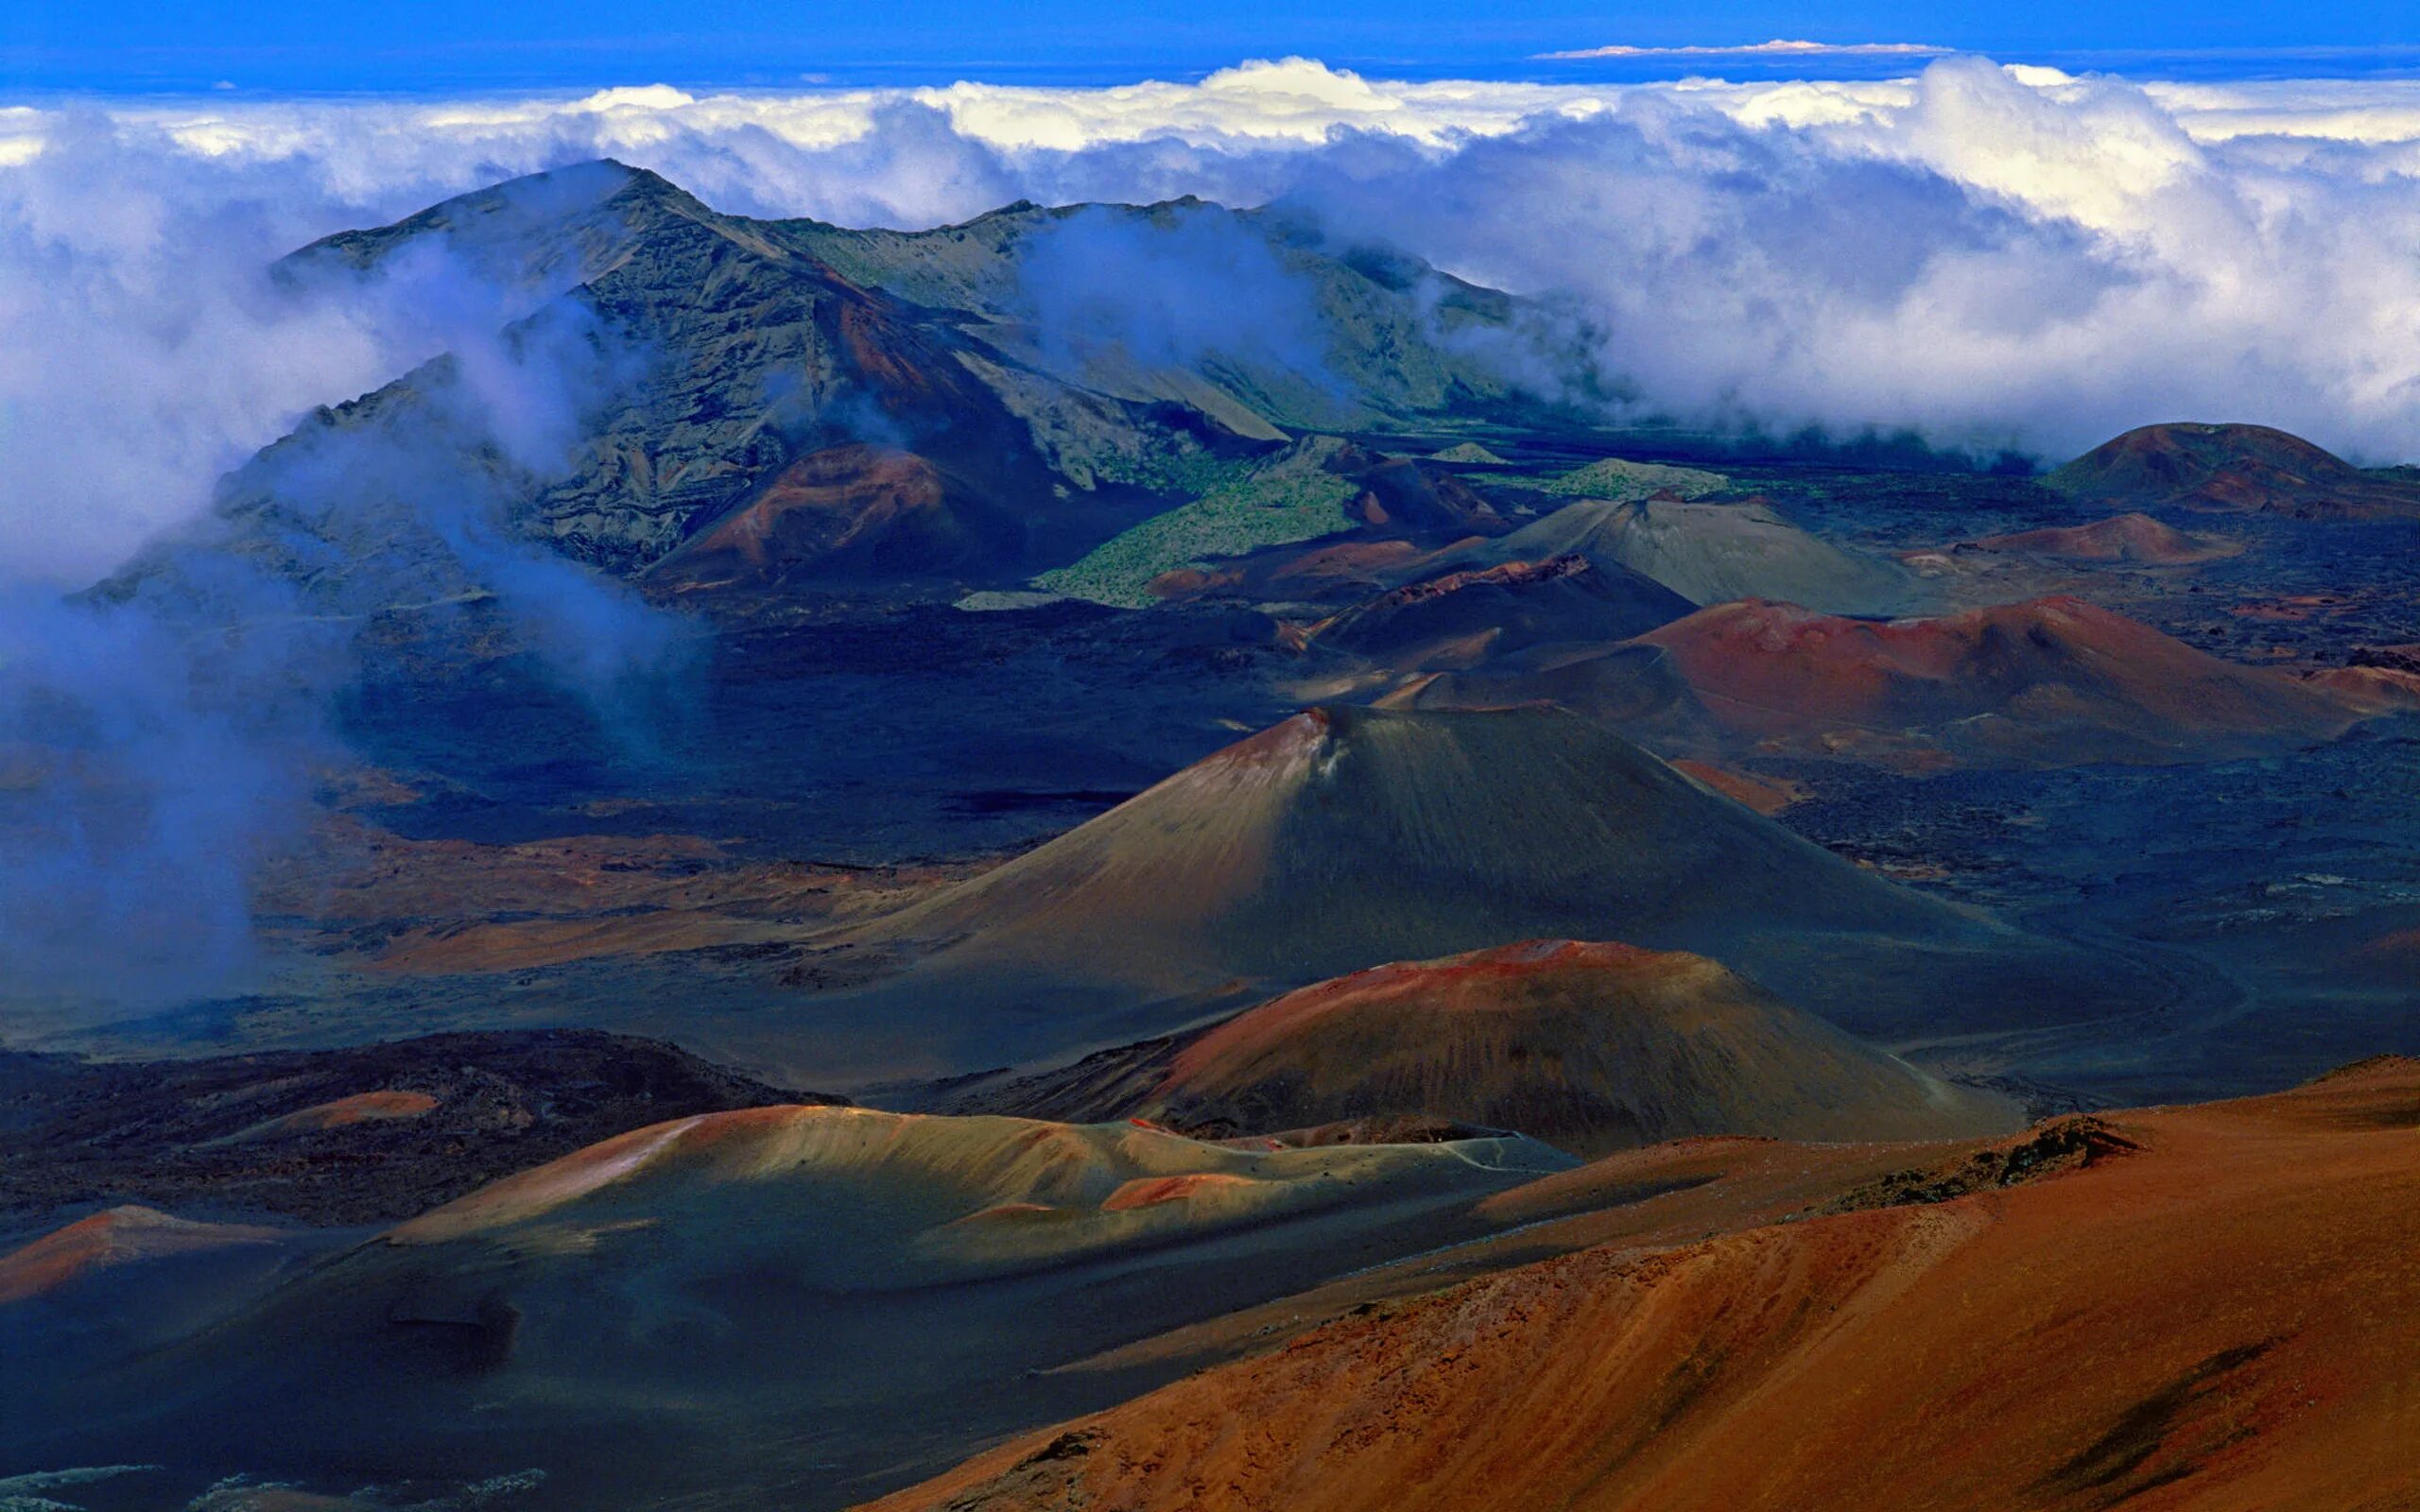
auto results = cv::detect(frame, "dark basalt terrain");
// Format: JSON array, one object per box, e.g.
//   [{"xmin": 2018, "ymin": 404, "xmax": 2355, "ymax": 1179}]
[
  {"xmin": 1306, "ymin": 554, "xmax": 1692, "ymax": 669},
  {"xmin": 3, "ymin": 163, "xmax": 2416, "ymax": 1512},
  {"xmin": 0, "ymin": 1030, "xmax": 836, "ymax": 1226}
]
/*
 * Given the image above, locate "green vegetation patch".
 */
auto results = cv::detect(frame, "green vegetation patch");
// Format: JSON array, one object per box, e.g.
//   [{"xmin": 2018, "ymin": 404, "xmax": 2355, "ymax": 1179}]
[
  {"xmin": 955, "ymin": 590, "xmax": 1070, "ymax": 613},
  {"xmin": 1535, "ymin": 456, "xmax": 1729, "ymax": 501},
  {"xmin": 1035, "ymin": 440, "xmax": 1361, "ymax": 609},
  {"xmin": 1427, "ymin": 441, "xmax": 1510, "ymax": 465}
]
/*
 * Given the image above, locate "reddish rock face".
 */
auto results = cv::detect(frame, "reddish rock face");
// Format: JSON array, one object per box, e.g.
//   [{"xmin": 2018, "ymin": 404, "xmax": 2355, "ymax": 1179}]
[
  {"xmin": 0, "ymin": 1207, "xmax": 282, "ymax": 1304},
  {"xmin": 2047, "ymin": 421, "xmax": 2420, "ymax": 518},
  {"xmin": 1120, "ymin": 938, "xmax": 2014, "ymax": 1154},
  {"xmin": 648, "ymin": 443, "xmax": 1021, "ymax": 588},
  {"xmin": 1962, "ymin": 511, "xmax": 2231, "ymax": 563},
  {"xmin": 1634, "ymin": 594, "xmax": 2364, "ymax": 766}
]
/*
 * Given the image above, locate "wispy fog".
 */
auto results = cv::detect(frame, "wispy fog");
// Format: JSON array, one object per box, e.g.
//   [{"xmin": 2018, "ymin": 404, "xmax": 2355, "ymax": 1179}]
[
  {"xmin": 14, "ymin": 58, "xmax": 2420, "ymax": 466},
  {"xmin": 1015, "ymin": 203, "xmax": 1338, "ymax": 389},
  {"xmin": 0, "ymin": 141, "xmax": 685, "ymax": 1004}
]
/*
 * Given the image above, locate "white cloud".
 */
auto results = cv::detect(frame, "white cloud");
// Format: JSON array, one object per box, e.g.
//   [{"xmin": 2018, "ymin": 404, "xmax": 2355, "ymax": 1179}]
[
  {"xmin": 1287, "ymin": 61, "xmax": 2420, "ymax": 461},
  {"xmin": 1538, "ymin": 39, "xmax": 1949, "ymax": 61},
  {"xmin": 0, "ymin": 124, "xmax": 450, "ymax": 585},
  {"xmin": 8, "ymin": 54, "xmax": 2420, "ymax": 590}
]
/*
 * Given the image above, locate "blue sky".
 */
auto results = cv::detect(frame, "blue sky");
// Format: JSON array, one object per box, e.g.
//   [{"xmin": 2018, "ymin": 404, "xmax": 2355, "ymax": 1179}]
[{"xmin": 8, "ymin": 0, "xmax": 2420, "ymax": 94}]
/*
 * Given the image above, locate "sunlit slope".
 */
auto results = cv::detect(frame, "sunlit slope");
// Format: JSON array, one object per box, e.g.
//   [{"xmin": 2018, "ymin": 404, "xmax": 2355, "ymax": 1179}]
[
  {"xmin": 389, "ymin": 1104, "xmax": 1569, "ymax": 1283},
  {"xmin": 1081, "ymin": 939, "xmax": 2019, "ymax": 1155},
  {"xmin": 863, "ymin": 1057, "xmax": 2420, "ymax": 1512},
  {"xmin": 13, "ymin": 1108, "xmax": 1568, "ymax": 1511}
]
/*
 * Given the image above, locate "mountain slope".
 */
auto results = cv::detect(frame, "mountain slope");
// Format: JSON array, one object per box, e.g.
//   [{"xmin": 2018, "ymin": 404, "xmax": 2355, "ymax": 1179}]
[
  {"xmin": 1634, "ymin": 595, "xmax": 2366, "ymax": 768},
  {"xmin": 1441, "ymin": 494, "xmax": 1922, "ymax": 615},
  {"xmin": 0, "ymin": 1207, "xmax": 282, "ymax": 1305},
  {"xmin": 1960, "ymin": 511, "xmax": 2234, "ymax": 563},
  {"xmin": 2047, "ymin": 421, "xmax": 2420, "ymax": 519},
  {"xmin": 641, "ymin": 443, "xmax": 1027, "ymax": 589},
  {"xmin": 1392, "ymin": 595, "xmax": 2373, "ymax": 771},
  {"xmin": 780, "ymin": 198, "xmax": 1536, "ymax": 433},
  {"xmin": 848, "ymin": 704, "xmax": 2156, "ymax": 1045},
  {"xmin": 1308, "ymin": 555, "xmax": 1692, "ymax": 670},
  {"xmin": 143, "ymin": 164, "xmax": 1547, "ymax": 612},
  {"xmin": 385, "ymin": 1104, "xmax": 1568, "ymax": 1280},
  {"xmin": 204, "ymin": 165, "xmax": 1135, "ymax": 599},
  {"xmin": 1044, "ymin": 939, "xmax": 2017, "ymax": 1155},
  {"xmin": 281, "ymin": 159, "xmax": 689, "ymax": 299},
  {"xmin": 865, "ymin": 1058, "xmax": 2420, "ymax": 1512},
  {"xmin": 16, "ymin": 1108, "xmax": 1570, "ymax": 1511}
]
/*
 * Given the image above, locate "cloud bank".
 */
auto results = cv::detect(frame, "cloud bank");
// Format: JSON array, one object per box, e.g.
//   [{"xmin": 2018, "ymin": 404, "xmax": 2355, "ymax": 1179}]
[
  {"xmin": 13, "ymin": 53, "xmax": 2420, "ymax": 494},
  {"xmin": 0, "ymin": 128, "xmax": 684, "ymax": 1006},
  {"xmin": 1537, "ymin": 41, "xmax": 1950, "ymax": 61}
]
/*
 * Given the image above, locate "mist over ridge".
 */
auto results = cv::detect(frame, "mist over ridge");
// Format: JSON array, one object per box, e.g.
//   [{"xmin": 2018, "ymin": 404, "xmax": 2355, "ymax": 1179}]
[{"xmin": 10, "ymin": 53, "xmax": 2420, "ymax": 582}]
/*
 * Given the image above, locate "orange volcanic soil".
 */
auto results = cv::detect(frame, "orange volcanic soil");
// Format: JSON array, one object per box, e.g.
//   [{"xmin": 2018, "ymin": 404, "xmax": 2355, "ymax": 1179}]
[
  {"xmin": 646, "ymin": 442, "xmax": 1019, "ymax": 588},
  {"xmin": 1635, "ymin": 594, "xmax": 2367, "ymax": 767},
  {"xmin": 0, "ymin": 1207, "xmax": 283, "ymax": 1304},
  {"xmin": 2299, "ymin": 663, "xmax": 2420, "ymax": 714},
  {"xmin": 2047, "ymin": 421, "xmax": 2420, "ymax": 519},
  {"xmin": 1961, "ymin": 511, "xmax": 2235, "ymax": 563},
  {"xmin": 1059, "ymin": 1122, "xmax": 2102, "ymax": 1383},
  {"xmin": 1106, "ymin": 940, "xmax": 2013, "ymax": 1156},
  {"xmin": 209, "ymin": 1090, "xmax": 440, "ymax": 1144},
  {"xmin": 861, "ymin": 1057, "xmax": 2420, "ymax": 1512},
  {"xmin": 1668, "ymin": 759, "xmax": 1800, "ymax": 814}
]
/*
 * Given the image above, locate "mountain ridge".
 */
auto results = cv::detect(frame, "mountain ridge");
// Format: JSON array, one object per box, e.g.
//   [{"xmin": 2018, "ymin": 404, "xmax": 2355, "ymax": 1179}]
[{"xmin": 134, "ymin": 161, "xmax": 1557, "ymax": 615}]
